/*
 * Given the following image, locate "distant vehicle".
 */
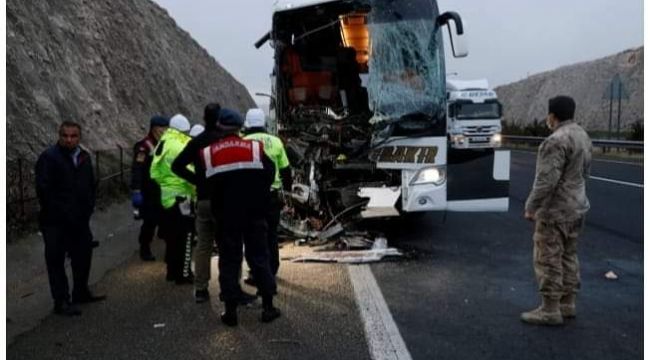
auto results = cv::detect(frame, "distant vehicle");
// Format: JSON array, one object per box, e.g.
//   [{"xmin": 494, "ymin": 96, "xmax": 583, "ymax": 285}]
[
  {"xmin": 254, "ymin": 0, "xmax": 510, "ymax": 236},
  {"xmin": 446, "ymin": 79, "xmax": 503, "ymax": 149}
]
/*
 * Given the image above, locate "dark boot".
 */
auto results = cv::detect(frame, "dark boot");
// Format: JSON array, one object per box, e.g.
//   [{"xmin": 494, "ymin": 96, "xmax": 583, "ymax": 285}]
[
  {"xmin": 139, "ymin": 245, "xmax": 156, "ymax": 261},
  {"xmin": 261, "ymin": 295, "xmax": 281, "ymax": 323},
  {"xmin": 195, "ymin": 289, "xmax": 210, "ymax": 304},
  {"xmin": 54, "ymin": 301, "xmax": 81, "ymax": 316},
  {"xmin": 220, "ymin": 301, "xmax": 238, "ymax": 327}
]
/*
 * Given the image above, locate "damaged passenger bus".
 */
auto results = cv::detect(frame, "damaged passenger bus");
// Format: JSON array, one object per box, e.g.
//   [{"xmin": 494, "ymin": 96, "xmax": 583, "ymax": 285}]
[{"xmin": 255, "ymin": 0, "xmax": 510, "ymax": 237}]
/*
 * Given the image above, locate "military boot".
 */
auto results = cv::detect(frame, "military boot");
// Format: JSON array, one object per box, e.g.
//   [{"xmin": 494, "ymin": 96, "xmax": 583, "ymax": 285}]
[
  {"xmin": 520, "ymin": 296, "xmax": 563, "ymax": 326},
  {"xmin": 560, "ymin": 294, "xmax": 576, "ymax": 318}
]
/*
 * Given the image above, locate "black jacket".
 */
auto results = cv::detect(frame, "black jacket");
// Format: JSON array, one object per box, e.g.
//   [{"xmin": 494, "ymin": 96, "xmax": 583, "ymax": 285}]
[
  {"xmin": 171, "ymin": 128, "xmax": 224, "ymax": 201},
  {"xmin": 35, "ymin": 144, "xmax": 96, "ymax": 226}
]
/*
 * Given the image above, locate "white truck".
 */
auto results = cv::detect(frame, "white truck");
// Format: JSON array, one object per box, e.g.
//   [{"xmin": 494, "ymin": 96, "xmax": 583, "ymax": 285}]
[
  {"xmin": 254, "ymin": 0, "xmax": 510, "ymax": 235},
  {"xmin": 447, "ymin": 79, "xmax": 503, "ymax": 149}
]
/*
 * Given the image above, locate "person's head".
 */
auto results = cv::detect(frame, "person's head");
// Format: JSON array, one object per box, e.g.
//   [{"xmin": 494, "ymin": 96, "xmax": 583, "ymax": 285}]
[
  {"xmin": 547, "ymin": 96, "xmax": 576, "ymax": 130},
  {"xmin": 149, "ymin": 115, "xmax": 169, "ymax": 140},
  {"xmin": 169, "ymin": 114, "xmax": 191, "ymax": 133},
  {"xmin": 217, "ymin": 108, "xmax": 244, "ymax": 133},
  {"xmin": 244, "ymin": 108, "xmax": 266, "ymax": 130},
  {"xmin": 58, "ymin": 121, "xmax": 82, "ymax": 150},
  {"xmin": 189, "ymin": 124, "xmax": 205, "ymax": 138},
  {"xmin": 203, "ymin": 103, "xmax": 221, "ymax": 130}
]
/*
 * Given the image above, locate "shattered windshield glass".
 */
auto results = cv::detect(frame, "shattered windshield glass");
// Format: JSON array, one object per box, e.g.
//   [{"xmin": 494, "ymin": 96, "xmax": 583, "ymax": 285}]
[
  {"xmin": 366, "ymin": 0, "xmax": 445, "ymax": 128},
  {"xmin": 457, "ymin": 103, "xmax": 502, "ymax": 120}
]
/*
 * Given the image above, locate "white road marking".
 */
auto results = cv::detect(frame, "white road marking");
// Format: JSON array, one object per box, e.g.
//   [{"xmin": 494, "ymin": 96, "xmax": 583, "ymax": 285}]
[
  {"xmin": 348, "ymin": 265, "xmax": 413, "ymax": 360},
  {"xmin": 590, "ymin": 176, "xmax": 644, "ymax": 188}
]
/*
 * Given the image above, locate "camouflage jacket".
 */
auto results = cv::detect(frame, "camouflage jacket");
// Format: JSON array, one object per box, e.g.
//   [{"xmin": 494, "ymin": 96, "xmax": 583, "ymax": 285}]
[{"xmin": 525, "ymin": 120, "xmax": 592, "ymax": 223}]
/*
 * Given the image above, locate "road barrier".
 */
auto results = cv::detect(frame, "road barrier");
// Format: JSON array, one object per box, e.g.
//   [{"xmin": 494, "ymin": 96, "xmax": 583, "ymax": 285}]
[
  {"xmin": 7, "ymin": 146, "xmax": 131, "ymax": 237},
  {"xmin": 503, "ymin": 135, "xmax": 644, "ymax": 151}
]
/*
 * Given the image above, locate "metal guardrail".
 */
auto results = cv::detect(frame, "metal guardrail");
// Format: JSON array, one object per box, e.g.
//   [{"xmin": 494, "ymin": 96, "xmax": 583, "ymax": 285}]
[
  {"xmin": 7, "ymin": 147, "xmax": 131, "ymax": 229},
  {"xmin": 503, "ymin": 135, "xmax": 644, "ymax": 150}
]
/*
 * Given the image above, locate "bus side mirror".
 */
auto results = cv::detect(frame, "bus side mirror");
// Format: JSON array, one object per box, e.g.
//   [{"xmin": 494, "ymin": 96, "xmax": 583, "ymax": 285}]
[{"xmin": 437, "ymin": 12, "xmax": 468, "ymax": 58}]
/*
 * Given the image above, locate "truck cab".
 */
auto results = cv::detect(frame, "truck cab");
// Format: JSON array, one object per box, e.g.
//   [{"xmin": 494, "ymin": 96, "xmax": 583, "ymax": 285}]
[{"xmin": 447, "ymin": 79, "xmax": 503, "ymax": 149}]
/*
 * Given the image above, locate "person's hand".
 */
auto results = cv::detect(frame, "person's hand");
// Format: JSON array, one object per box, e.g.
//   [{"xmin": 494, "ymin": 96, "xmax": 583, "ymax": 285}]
[
  {"xmin": 524, "ymin": 210, "xmax": 535, "ymax": 221},
  {"xmin": 131, "ymin": 191, "xmax": 144, "ymax": 208}
]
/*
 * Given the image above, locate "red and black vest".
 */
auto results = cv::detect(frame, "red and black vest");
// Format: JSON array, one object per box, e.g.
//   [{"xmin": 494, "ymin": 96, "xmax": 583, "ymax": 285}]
[{"xmin": 200, "ymin": 135, "xmax": 275, "ymax": 226}]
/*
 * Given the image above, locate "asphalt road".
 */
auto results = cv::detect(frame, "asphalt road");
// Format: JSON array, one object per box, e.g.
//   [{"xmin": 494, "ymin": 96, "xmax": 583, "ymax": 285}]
[
  {"xmin": 7, "ymin": 151, "xmax": 643, "ymax": 360},
  {"xmin": 372, "ymin": 150, "xmax": 643, "ymax": 360}
]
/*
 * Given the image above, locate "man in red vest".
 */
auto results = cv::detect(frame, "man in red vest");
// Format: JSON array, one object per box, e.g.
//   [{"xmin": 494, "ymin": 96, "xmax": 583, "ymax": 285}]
[{"xmin": 199, "ymin": 108, "xmax": 280, "ymax": 327}]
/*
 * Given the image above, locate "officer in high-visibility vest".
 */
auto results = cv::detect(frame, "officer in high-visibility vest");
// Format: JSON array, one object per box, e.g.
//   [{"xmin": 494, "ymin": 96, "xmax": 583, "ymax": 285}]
[
  {"xmin": 150, "ymin": 114, "xmax": 196, "ymax": 284},
  {"xmin": 243, "ymin": 108, "xmax": 292, "ymax": 284}
]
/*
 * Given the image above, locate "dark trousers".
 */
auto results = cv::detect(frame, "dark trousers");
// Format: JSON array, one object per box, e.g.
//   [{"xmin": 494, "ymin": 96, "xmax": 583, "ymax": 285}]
[
  {"xmin": 160, "ymin": 203, "xmax": 194, "ymax": 280},
  {"xmin": 138, "ymin": 218, "xmax": 157, "ymax": 248},
  {"xmin": 267, "ymin": 192, "xmax": 281, "ymax": 275},
  {"xmin": 218, "ymin": 219, "xmax": 276, "ymax": 302},
  {"xmin": 138, "ymin": 195, "xmax": 161, "ymax": 248},
  {"xmin": 41, "ymin": 224, "xmax": 93, "ymax": 303}
]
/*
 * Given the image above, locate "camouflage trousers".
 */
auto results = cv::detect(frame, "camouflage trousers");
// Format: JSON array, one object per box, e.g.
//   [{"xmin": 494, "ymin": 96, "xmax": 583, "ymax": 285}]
[{"xmin": 532, "ymin": 217, "xmax": 584, "ymax": 299}]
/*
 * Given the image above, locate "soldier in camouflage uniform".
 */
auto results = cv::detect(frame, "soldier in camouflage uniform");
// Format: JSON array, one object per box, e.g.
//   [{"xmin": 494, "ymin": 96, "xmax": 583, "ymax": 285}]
[{"xmin": 522, "ymin": 95, "xmax": 592, "ymax": 326}]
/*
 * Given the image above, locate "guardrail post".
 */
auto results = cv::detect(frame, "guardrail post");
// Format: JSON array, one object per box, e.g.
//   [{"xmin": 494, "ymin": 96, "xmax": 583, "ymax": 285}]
[
  {"xmin": 118, "ymin": 145, "xmax": 124, "ymax": 184},
  {"xmin": 18, "ymin": 158, "xmax": 25, "ymax": 219}
]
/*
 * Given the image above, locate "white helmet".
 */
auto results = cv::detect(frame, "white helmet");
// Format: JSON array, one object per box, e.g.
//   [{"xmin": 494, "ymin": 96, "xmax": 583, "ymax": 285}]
[
  {"xmin": 244, "ymin": 108, "xmax": 266, "ymax": 129},
  {"xmin": 189, "ymin": 124, "xmax": 205, "ymax": 137},
  {"xmin": 169, "ymin": 114, "xmax": 191, "ymax": 133}
]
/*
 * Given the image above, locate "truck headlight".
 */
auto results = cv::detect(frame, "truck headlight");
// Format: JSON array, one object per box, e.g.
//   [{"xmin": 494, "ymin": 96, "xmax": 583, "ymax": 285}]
[
  {"xmin": 452, "ymin": 134, "xmax": 466, "ymax": 144},
  {"xmin": 491, "ymin": 133, "xmax": 502, "ymax": 143},
  {"xmin": 410, "ymin": 166, "xmax": 446, "ymax": 186}
]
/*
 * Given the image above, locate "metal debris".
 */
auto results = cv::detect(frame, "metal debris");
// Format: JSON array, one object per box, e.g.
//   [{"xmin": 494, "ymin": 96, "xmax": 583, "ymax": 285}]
[
  {"xmin": 153, "ymin": 323, "xmax": 166, "ymax": 328},
  {"xmin": 605, "ymin": 270, "xmax": 619, "ymax": 280},
  {"xmin": 290, "ymin": 236, "xmax": 402, "ymax": 264}
]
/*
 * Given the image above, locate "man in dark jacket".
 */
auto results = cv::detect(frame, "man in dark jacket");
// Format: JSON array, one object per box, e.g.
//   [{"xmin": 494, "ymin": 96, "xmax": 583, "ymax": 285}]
[
  {"xmin": 173, "ymin": 104, "xmax": 260, "ymax": 304},
  {"xmin": 171, "ymin": 103, "xmax": 223, "ymax": 301},
  {"xmin": 131, "ymin": 115, "xmax": 169, "ymax": 261},
  {"xmin": 200, "ymin": 108, "xmax": 280, "ymax": 326},
  {"xmin": 35, "ymin": 121, "xmax": 106, "ymax": 316}
]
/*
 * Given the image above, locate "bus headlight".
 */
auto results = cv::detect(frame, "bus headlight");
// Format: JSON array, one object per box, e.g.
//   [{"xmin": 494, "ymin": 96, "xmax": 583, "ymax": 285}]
[{"xmin": 410, "ymin": 166, "xmax": 446, "ymax": 186}]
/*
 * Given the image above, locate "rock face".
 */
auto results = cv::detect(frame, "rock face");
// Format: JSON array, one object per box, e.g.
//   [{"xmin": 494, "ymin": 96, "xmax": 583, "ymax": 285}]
[
  {"xmin": 7, "ymin": 0, "xmax": 255, "ymax": 160},
  {"xmin": 495, "ymin": 47, "xmax": 643, "ymax": 132}
]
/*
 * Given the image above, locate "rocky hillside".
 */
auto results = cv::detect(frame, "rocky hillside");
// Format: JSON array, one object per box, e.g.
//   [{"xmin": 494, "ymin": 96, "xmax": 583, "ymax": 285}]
[
  {"xmin": 495, "ymin": 47, "xmax": 643, "ymax": 132},
  {"xmin": 7, "ymin": 0, "xmax": 255, "ymax": 160}
]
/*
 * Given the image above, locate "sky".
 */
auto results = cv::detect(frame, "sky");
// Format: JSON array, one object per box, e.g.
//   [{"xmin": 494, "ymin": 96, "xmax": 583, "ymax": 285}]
[{"xmin": 153, "ymin": 0, "xmax": 644, "ymax": 106}]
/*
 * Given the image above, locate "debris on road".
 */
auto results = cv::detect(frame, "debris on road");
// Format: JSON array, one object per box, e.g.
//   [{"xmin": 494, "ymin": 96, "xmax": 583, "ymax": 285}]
[
  {"xmin": 153, "ymin": 323, "xmax": 166, "ymax": 328},
  {"xmin": 605, "ymin": 270, "xmax": 619, "ymax": 280},
  {"xmin": 289, "ymin": 236, "xmax": 403, "ymax": 264}
]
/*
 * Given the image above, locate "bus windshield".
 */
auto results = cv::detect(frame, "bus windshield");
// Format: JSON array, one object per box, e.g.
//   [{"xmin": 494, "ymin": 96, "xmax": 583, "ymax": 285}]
[{"xmin": 366, "ymin": 0, "xmax": 446, "ymax": 131}]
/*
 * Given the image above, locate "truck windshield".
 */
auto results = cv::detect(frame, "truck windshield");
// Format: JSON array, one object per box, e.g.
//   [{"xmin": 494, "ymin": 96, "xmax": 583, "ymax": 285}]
[
  {"xmin": 456, "ymin": 103, "xmax": 501, "ymax": 120},
  {"xmin": 366, "ymin": 0, "xmax": 446, "ymax": 132}
]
